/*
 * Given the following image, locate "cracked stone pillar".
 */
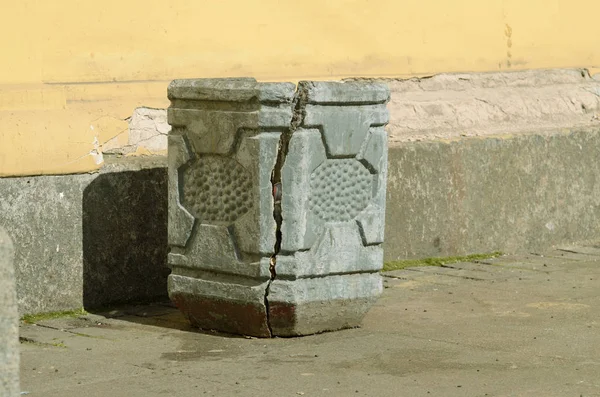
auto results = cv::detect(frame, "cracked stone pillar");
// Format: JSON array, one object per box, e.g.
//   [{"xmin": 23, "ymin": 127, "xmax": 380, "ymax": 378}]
[
  {"xmin": 0, "ymin": 227, "xmax": 19, "ymax": 396},
  {"xmin": 167, "ymin": 78, "xmax": 389, "ymax": 337}
]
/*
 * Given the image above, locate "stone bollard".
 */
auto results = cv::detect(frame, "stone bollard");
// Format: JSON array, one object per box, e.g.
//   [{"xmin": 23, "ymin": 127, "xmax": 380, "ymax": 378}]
[
  {"xmin": 0, "ymin": 227, "xmax": 19, "ymax": 396},
  {"xmin": 167, "ymin": 78, "xmax": 389, "ymax": 337}
]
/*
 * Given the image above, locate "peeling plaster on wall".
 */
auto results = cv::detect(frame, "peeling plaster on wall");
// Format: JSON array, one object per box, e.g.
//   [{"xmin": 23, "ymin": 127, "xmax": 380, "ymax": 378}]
[
  {"xmin": 0, "ymin": 80, "xmax": 171, "ymax": 177},
  {"xmin": 102, "ymin": 107, "xmax": 169, "ymax": 156}
]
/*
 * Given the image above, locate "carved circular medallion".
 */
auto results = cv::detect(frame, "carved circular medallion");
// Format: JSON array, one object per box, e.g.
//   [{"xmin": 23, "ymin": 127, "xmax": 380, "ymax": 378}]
[
  {"xmin": 309, "ymin": 159, "xmax": 372, "ymax": 222},
  {"xmin": 182, "ymin": 156, "xmax": 253, "ymax": 223}
]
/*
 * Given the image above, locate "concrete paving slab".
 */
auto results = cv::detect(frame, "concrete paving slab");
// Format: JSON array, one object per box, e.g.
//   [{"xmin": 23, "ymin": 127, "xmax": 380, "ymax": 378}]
[
  {"xmin": 18, "ymin": 247, "xmax": 600, "ymax": 397},
  {"xmin": 476, "ymin": 254, "xmax": 573, "ymax": 271},
  {"xmin": 537, "ymin": 249, "xmax": 600, "ymax": 263}
]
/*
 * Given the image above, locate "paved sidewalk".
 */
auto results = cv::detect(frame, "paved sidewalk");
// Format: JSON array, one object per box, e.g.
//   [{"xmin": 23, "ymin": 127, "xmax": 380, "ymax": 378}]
[{"xmin": 19, "ymin": 245, "xmax": 600, "ymax": 396}]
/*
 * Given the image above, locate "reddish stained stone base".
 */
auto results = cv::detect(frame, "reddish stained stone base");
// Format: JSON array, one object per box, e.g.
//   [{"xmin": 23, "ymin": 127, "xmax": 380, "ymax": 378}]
[{"xmin": 170, "ymin": 293, "xmax": 271, "ymax": 337}]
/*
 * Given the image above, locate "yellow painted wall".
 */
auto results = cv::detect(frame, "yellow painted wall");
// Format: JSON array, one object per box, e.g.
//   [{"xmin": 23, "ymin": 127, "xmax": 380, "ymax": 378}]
[{"xmin": 1, "ymin": 0, "xmax": 599, "ymax": 176}]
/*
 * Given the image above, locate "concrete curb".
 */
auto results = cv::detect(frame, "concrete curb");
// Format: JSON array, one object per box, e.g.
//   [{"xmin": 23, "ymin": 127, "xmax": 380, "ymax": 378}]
[
  {"xmin": 385, "ymin": 127, "xmax": 600, "ymax": 260},
  {"xmin": 0, "ymin": 227, "xmax": 19, "ymax": 396},
  {"xmin": 0, "ymin": 157, "xmax": 169, "ymax": 315}
]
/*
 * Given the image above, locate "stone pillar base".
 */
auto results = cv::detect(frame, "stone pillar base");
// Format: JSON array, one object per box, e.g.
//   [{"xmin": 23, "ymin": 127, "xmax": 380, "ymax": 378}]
[
  {"xmin": 169, "ymin": 273, "xmax": 271, "ymax": 337},
  {"xmin": 169, "ymin": 272, "xmax": 381, "ymax": 337}
]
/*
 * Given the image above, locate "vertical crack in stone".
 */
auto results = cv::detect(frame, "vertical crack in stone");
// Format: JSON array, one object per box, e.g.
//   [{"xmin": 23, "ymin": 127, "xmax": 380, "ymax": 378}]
[
  {"xmin": 263, "ymin": 257, "xmax": 275, "ymax": 337},
  {"xmin": 264, "ymin": 83, "xmax": 308, "ymax": 336}
]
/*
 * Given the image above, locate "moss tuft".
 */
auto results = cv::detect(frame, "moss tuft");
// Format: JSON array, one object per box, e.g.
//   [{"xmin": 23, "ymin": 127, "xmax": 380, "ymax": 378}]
[{"xmin": 21, "ymin": 308, "xmax": 87, "ymax": 324}]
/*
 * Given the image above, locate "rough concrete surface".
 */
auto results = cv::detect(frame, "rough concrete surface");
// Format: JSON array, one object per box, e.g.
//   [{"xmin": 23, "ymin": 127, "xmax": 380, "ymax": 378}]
[
  {"xmin": 82, "ymin": 162, "xmax": 169, "ymax": 308},
  {"xmin": 0, "ymin": 173, "xmax": 95, "ymax": 314},
  {"xmin": 18, "ymin": 244, "xmax": 600, "ymax": 396},
  {"xmin": 0, "ymin": 227, "xmax": 19, "ymax": 397},
  {"xmin": 167, "ymin": 78, "xmax": 390, "ymax": 337},
  {"xmin": 385, "ymin": 127, "xmax": 600, "ymax": 260},
  {"xmin": 0, "ymin": 157, "xmax": 169, "ymax": 315},
  {"xmin": 359, "ymin": 68, "xmax": 600, "ymax": 143}
]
